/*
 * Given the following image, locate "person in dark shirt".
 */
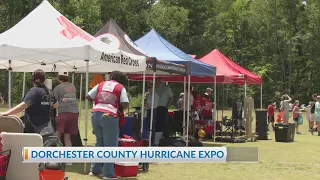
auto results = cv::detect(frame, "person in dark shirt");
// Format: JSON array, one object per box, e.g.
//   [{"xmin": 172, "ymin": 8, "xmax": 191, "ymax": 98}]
[
  {"xmin": 0, "ymin": 69, "xmax": 57, "ymax": 142},
  {"xmin": 310, "ymin": 94, "xmax": 317, "ymax": 131}
]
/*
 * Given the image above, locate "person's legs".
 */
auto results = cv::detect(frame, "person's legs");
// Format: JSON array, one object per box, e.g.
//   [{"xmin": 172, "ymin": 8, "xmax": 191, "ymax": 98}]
[
  {"xmin": 271, "ymin": 116, "xmax": 275, "ymax": 130},
  {"xmin": 310, "ymin": 114, "xmax": 314, "ymax": 130},
  {"xmin": 55, "ymin": 113, "xmax": 66, "ymax": 143},
  {"xmin": 64, "ymin": 113, "xmax": 79, "ymax": 147},
  {"xmin": 90, "ymin": 112, "xmax": 104, "ymax": 175},
  {"xmin": 317, "ymin": 121, "xmax": 320, "ymax": 136},
  {"xmin": 281, "ymin": 112, "xmax": 286, "ymax": 124},
  {"xmin": 101, "ymin": 115, "xmax": 119, "ymax": 178},
  {"xmin": 294, "ymin": 118, "xmax": 300, "ymax": 134},
  {"xmin": 160, "ymin": 107, "xmax": 169, "ymax": 138},
  {"xmin": 151, "ymin": 108, "xmax": 157, "ymax": 146},
  {"xmin": 267, "ymin": 116, "xmax": 271, "ymax": 131}
]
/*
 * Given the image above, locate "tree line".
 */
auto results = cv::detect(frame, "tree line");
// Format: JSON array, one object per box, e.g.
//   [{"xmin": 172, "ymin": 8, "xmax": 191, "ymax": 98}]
[{"xmin": 0, "ymin": 0, "xmax": 319, "ymax": 109}]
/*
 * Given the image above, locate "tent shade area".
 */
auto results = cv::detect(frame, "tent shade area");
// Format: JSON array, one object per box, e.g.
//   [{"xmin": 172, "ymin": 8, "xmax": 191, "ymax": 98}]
[
  {"xmin": 128, "ymin": 74, "xmax": 232, "ymax": 83},
  {"xmin": 0, "ymin": 0, "xmax": 146, "ymax": 73},
  {"xmin": 199, "ymin": 49, "xmax": 262, "ymax": 85}
]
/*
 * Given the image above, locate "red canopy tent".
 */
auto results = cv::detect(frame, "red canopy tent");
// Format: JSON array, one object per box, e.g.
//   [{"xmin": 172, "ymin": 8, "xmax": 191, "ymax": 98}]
[
  {"xmin": 199, "ymin": 49, "xmax": 263, "ymax": 108},
  {"xmin": 199, "ymin": 49, "xmax": 262, "ymax": 85}
]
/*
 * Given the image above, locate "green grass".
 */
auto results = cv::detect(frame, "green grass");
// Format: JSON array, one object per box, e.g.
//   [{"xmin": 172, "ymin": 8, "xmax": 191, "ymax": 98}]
[{"xmin": 2, "ymin": 106, "xmax": 319, "ymax": 180}]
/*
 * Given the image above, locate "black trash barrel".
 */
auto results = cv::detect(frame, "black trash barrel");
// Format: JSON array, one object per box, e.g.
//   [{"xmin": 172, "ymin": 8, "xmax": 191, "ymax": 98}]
[{"xmin": 255, "ymin": 109, "xmax": 268, "ymax": 140}]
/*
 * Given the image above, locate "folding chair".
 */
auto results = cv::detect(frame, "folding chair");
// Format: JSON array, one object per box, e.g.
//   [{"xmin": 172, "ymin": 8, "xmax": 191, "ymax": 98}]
[{"xmin": 222, "ymin": 116, "xmax": 236, "ymax": 138}]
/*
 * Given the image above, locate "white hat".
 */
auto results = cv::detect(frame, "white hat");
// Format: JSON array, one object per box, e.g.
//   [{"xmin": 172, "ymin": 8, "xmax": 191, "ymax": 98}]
[
  {"xmin": 206, "ymin": 87, "xmax": 213, "ymax": 91},
  {"xmin": 58, "ymin": 70, "xmax": 69, "ymax": 76}
]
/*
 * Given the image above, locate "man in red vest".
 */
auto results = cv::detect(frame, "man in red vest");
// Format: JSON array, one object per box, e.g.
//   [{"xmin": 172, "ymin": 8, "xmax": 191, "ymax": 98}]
[{"xmin": 86, "ymin": 71, "xmax": 128, "ymax": 179}]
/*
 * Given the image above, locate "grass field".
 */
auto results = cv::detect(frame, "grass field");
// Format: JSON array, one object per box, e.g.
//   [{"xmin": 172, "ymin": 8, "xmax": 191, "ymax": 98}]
[{"xmin": 1, "ymin": 106, "xmax": 319, "ymax": 180}]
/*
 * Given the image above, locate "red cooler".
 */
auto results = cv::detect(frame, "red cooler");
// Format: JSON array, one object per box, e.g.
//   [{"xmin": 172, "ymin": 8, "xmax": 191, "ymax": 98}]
[{"xmin": 114, "ymin": 162, "xmax": 139, "ymax": 177}]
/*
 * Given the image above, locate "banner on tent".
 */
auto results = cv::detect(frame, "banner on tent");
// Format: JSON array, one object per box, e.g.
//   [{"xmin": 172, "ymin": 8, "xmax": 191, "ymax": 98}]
[
  {"xmin": 100, "ymin": 53, "xmax": 140, "ymax": 67},
  {"xmin": 57, "ymin": 16, "xmax": 93, "ymax": 42},
  {"xmin": 146, "ymin": 59, "xmax": 186, "ymax": 75}
]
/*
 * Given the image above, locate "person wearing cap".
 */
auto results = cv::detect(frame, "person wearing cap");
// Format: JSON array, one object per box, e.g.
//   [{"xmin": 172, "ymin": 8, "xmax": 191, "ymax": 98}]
[
  {"xmin": 155, "ymin": 77, "xmax": 173, "ymax": 138},
  {"xmin": 0, "ymin": 69, "xmax": 56, "ymax": 142},
  {"xmin": 205, "ymin": 87, "xmax": 213, "ymax": 96},
  {"xmin": 178, "ymin": 93, "xmax": 184, "ymax": 111},
  {"xmin": 53, "ymin": 70, "xmax": 79, "ymax": 151}
]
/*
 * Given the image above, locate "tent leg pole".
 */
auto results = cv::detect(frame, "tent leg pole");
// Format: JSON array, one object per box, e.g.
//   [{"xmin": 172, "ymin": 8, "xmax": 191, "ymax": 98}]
[
  {"xmin": 183, "ymin": 76, "xmax": 186, "ymax": 137},
  {"xmin": 213, "ymin": 76, "xmax": 217, "ymax": 142},
  {"xmin": 84, "ymin": 61, "xmax": 89, "ymax": 174},
  {"xmin": 22, "ymin": 72, "xmax": 26, "ymax": 99},
  {"xmin": 260, "ymin": 84, "xmax": 263, "ymax": 109},
  {"xmin": 141, "ymin": 72, "xmax": 146, "ymax": 136},
  {"xmin": 186, "ymin": 75, "xmax": 191, "ymax": 147},
  {"xmin": 149, "ymin": 72, "xmax": 156, "ymax": 147}
]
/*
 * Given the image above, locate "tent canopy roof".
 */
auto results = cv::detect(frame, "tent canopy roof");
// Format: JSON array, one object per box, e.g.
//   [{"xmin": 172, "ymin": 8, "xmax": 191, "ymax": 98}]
[
  {"xmin": 93, "ymin": 19, "xmax": 186, "ymax": 75},
  {"xmin": 135, "ymin": 29, "xmax": 216, "ymax": 76},
  {"xmin": 0, "ymin": 0, "xmax": 146, "ymax": 73},
  {"xmin": 199, "ymin": 49, "xmax": 262, "ymax": 85}
]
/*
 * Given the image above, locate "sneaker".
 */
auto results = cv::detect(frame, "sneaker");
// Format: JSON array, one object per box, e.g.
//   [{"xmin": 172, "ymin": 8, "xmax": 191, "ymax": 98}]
[
  {"xmin": 103, "ymin": 176, "xmax": 118, "ymax": 179},
  {"xmin": 296, "ymin": 132, "xmax": 301, "ymax": 134},
  {"xmin": 311, "ymin": 129, "xmax": 314, "ymax": 135},
  {"xmin": 89, "ymin": 172, "xmax": 102, "ymax": 177}
]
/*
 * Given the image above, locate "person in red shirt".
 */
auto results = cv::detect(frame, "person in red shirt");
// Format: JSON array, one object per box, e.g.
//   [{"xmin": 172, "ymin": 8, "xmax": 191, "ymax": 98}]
[
  {"xmin": 201, "ymin": 93, "xmax": 214, "ymax": 120},
  {"xmin": 267, "ymin": 101, "xmax": 275, "ymax": 131}
]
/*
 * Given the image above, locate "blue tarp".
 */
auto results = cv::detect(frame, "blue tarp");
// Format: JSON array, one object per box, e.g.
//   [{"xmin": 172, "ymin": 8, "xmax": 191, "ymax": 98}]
[{"xmin": 135, "ymin": 29, "xmax": 216, "ymax": 76}]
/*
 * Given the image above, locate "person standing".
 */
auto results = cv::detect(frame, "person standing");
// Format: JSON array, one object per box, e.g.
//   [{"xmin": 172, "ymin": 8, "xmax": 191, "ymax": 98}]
[
  {"xmin": 86, "ymin": 71, "xmax": 129, "ymax": 179},
  {"xmin": 144, "ymin": 83, "xmax": 159, "ymax": 146},
  {"xmin": 0, "ymin": 69, "xmax": 56, "ymax": 143},
  {"xmin": 280, "ymin": 94, "xmax": 292, "ymax": 124},
  {"xmin": 292, "ymin": 100, "xmax": 301, "ymax": 134},
  {"xmin": 310, "ymin": 94, "xmax": 317, "ymax": 131},
  {"xmin": 201, "ymin": 91, "xmax": 213, "ymax": 120},
  {"xmin": 53, "ymin": 70, "xmax": 79, "ymax": 150},
  {"xmin": 155, "ymin": 77, "xmax": 173, "ymax": 138},
  {"xmin": 267, "ymin": 101, "xmax": 275, "ymax": 131},
  {"xmin": 313, "ymin": 96, "xmax": 320, "ymax": 136}
]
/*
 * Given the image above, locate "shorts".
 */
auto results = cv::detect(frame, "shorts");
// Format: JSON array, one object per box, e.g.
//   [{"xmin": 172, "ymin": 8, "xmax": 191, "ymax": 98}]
[
  {"xmin": 315, "ymin": 116, "xmax": 320, "ymax": 123},
  {"xmin": 56, "ymin": 112, "xmax": 79, "ymax": 135},
  {"xmin": 293, "ymin": 117, "xmax": 298, "ymax": 122},
  {"xmin": 311, "ymin": 114, "xmax": 316, "ymax": 122},
  {"xmin": 268, "ymin": 116, "xmax": 274, "ymax": 123}
]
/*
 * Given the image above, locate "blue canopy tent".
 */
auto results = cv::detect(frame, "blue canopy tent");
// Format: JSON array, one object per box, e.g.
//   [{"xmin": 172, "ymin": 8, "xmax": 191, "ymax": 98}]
[
  {"xmin": 133, "ymin": 29, "xmax": 218, "ymax": 143},
  {"xmin": 134, "ymin": 29, "xmax": 216, "ymax": 76}
]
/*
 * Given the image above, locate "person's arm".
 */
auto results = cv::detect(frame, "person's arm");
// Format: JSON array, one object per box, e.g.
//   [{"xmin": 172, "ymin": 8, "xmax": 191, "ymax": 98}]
[
  {"xmin": 1, "ymin": 88, "xmax": 37, "ymax": 116},
  {"xmin": 86, "ymin": 84, "xmax": 99, "ymax": 101},
  {"xmin": 285, "ymin": 95, "xmax": 292, "ymax": 102},
  {"xmin": 167, "ymin": 87, "xmax": 174, "ymax": 108},
  {"xmin": 120, "ymin": 87, "xmax": 129, "ymax": 110},
  {"xmin": 52, "ymin": 87, "xmax": 59, "ymax": 109}
]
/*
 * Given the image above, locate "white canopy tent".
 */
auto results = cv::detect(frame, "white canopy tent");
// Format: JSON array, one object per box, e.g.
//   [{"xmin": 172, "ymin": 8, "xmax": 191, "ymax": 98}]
[{"xmin": 0, "ymin": 0, "xmax": 147, "ymax": 172}]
